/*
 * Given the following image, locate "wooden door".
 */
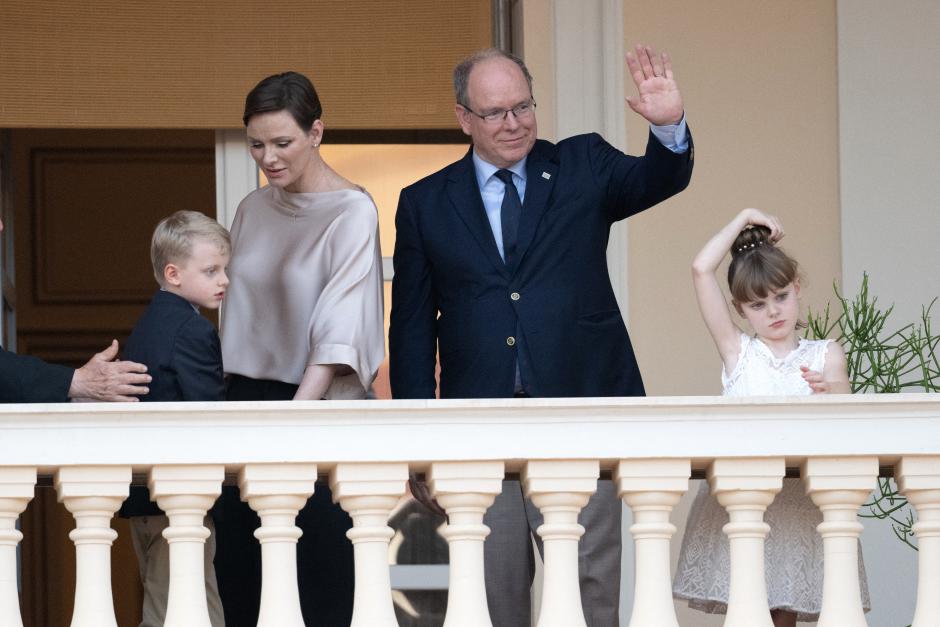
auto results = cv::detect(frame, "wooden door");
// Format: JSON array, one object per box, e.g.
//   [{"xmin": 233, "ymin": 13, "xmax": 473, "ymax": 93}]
[
  {"xmin": 11, "ymin": 128, "xmax": 216, "ymax": 365},
  {"xmin": 10, "ymin": 128, "xmax": 215, "ymax": 626},
  {"xmin": 1, "ymin": 131, "xmax": 16, "ymax": 348}
]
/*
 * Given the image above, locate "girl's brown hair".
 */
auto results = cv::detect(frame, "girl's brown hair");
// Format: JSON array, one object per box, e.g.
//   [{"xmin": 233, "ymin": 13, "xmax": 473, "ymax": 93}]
[{"xmin": 727, "ymin": 225, "xmax": 800, "ymax": 304}]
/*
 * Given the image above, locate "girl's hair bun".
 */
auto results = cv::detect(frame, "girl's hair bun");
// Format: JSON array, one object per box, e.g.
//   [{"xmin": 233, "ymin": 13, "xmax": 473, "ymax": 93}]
[{"xmin": 731, "ymin": 224, "xmax": 771, "ymax": 259}]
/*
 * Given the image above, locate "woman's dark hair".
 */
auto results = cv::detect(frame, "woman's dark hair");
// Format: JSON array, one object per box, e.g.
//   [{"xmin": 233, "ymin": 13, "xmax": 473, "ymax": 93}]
[
  {"xmin": 242, "ymin": 71, "xmax": 322, "ymax": 130},
  {"xmin": 727, "ymin": 225, "xmax": 801, "ymax": 304}
]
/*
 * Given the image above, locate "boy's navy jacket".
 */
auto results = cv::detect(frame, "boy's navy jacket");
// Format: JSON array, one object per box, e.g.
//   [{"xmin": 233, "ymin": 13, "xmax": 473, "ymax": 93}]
[{"xmin": 120, "ymin": 288, "xmax": 224, "ymax": 516}]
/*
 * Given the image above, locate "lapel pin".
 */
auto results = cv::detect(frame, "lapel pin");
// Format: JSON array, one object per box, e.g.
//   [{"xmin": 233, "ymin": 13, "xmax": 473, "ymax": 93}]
[{"xmin": 542, "ymin": 172, "xmax": 551, "ymax": 180}]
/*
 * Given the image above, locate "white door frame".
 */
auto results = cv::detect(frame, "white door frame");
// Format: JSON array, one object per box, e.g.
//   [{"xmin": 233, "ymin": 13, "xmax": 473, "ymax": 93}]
[{"xmin": 214, "ymin": 129, "xmax": 258, "ymax": 230}]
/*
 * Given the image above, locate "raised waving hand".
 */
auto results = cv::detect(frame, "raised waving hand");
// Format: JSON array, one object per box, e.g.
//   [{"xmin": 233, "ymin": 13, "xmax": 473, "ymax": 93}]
[{"xmin": 625, "ymin": 44, "xmax": 684, "ymax": 126}]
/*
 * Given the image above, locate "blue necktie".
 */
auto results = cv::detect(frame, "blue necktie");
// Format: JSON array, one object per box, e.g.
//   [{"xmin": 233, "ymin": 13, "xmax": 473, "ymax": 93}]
[{"xmin": 495, "ymin": 169, "xmax": 521, "ymax": 265}]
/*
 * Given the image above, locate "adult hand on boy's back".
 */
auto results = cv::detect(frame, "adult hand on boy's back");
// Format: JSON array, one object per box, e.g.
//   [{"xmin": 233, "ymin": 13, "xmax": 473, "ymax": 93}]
[{"xmin": 69, "ymin": 340, "xmax": 151, "ymax": 402}]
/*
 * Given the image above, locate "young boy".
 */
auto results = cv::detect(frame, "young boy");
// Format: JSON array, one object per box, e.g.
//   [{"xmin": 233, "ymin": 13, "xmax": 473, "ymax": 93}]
[{"xmin": 121, "ymin": 210, "xmax": 229, "ymax": 627}]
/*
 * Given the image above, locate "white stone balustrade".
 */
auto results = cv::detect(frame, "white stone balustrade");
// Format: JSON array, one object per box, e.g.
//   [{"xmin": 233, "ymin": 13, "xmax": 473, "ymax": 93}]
[
  {"xmin": 149, "ymin": 464, "xmax": 224, "ymax": 627},
  {"xmin": 54, "ymin": 465, "xmax": 131, "ymax": 627},
  {"xmin": 429, "ymin": 460, "xmax": 505, "ymax": 627},
  {"xmin": 709, "ymin": 457, "xmax": 784, "ymax": 627},
  {"xmin": 0, "ymin": 467, "xmax": 36, "ymax": 627},
  {"xmin": 239, "ymin": 463, "xmax": 318, "ymax": 627},
  {"xmin": 616, "ymin": 458, "xmax": 690, "ymax": 627},
  {"xmin": 331, "ymin": 462, "xmax": 408, "ymax": 627},
  {"xmin": 523, "ymin": 459, "xmax": 599, "ymax": 627},
  {"xmin": 0, "ymin": 395, "xmax": 938, "ymax": 625},
  {"xmin": 802, "ymin": 456, "xmax": 878, "ymax": 627},
  {"xmin": 896, "ymin": 455, "xmax": 940, "ymax": 627}
]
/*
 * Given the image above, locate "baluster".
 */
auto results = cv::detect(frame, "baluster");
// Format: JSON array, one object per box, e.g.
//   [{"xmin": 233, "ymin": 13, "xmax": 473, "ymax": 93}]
[
  {"xmin": 708, "ymin": 457, "xmax": 784, "ymax": 627},
  {"xmin": 522, "ymin": 460, "xmax": 599, "ymax": 627},
  {"xmin": 149, "ymin": 464, "xmax": 224, "ymax": 627},
  {"xmin": 239, "ymin": 463, "xmax": 318, "ymax": 627},
  {"xmin": 331, "ymin": 462, "xmax": 409, "ymax": 627},
  {"xmin": 0, "ymin": 467, "xmax": 36, "ymax": 627},
  {"xmin": 54, "ymin": 465, "xmax": 131, "ymax": 627},
  {"xmin": 896, "ymin": 456, "xmax": 940, "ymax": 627},
  {"xmin": 802, "ymin": 456, "xmax": 878, "ymax": 627},
  {"xmin": 428, "ymin": 461, "xmax": 505, "ymax": 627},
  {"xmin": 615, "ymin": 459, "xmax": 690, "ymax": 627}
]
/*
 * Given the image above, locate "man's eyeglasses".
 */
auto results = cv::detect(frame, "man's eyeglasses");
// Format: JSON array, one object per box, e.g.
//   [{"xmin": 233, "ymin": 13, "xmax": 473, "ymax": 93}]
[{"xmin": 460, "ymin": 100, "xmax": 537, "ymax": 124}]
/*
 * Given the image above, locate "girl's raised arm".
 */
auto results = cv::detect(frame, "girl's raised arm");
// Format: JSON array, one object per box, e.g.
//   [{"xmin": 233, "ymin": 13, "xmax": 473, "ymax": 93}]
[{"xmin": 692, "ymin": 208, "xmax": 783, "ymax": 371}]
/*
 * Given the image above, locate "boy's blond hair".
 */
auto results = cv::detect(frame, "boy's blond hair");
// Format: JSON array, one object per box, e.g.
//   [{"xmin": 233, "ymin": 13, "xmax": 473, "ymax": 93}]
[{"xmin": 151, "ymin": 211, "xmax": 231, "ymax": 286}]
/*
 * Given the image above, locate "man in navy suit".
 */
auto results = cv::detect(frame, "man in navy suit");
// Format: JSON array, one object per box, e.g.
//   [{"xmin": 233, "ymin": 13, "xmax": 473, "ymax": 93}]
[
  {"xmin": 121, "ymin": 210, "xmax": 229, "ymax": 627},
  {"xmin": 390, "ymin": 46, "xmax": 693, "ymax": 625},
  {"xmin": 0, "ymin": 340, "xmax": 150, "ymax": 402},
  {"xmin": 0, "ymin": 216, "xmax": 151, "ymax": 404}
]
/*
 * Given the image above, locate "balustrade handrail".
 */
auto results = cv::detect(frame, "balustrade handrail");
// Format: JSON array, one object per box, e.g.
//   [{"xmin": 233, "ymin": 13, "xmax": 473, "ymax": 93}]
[
  {"xmin": 0, "ymin": 393, "xmax": 938, "ymax": 471},
  {"xmin": 2, "ymin": 393, "xmax": 939, "ymax": 627}
]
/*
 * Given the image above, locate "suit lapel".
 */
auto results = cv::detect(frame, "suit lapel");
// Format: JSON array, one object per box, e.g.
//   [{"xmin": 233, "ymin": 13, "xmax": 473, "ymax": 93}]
[
  {"xmin": 513, "ymin": 140, "xmax": 558, "ymax": 272},
  {"xmin": 446, "ymin": 149, "xmax": 509, "ymax": 276}
]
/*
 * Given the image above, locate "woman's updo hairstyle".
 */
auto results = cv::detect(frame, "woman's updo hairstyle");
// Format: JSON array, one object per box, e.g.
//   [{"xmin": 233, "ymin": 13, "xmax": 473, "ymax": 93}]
[
  {"xmin": 243, "ymin": 71, "xmax": 322, "ymax": 131},
  {"xmin": 727, "ymin": 224, "xmax": 800, "ymax": 304}
]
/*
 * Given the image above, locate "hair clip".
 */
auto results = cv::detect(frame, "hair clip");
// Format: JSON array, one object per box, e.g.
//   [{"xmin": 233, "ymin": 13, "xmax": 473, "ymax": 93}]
[{"xmin": 735, "ymin": 240, "xmax": 765, "ymax": 254}]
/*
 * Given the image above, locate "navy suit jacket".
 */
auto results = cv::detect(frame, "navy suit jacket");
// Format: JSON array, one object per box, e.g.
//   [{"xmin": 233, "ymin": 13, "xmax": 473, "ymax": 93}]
[
  {"xmin": 390, "ymin": 131, "xmax": 693, "ymax": 399},
  {"xmin": 0, "ymin": 348, "xmax": 73, "ymax": 403},
  {"xmin": 124, "ymin": 289, "xmax": 224, "ymax": 404},
  {"xmin": 121, "ymin": 288, "xmax": 224, "ymax": 516}
]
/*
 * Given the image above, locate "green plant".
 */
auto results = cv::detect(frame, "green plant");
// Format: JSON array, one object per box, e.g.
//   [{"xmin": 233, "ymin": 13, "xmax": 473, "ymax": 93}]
[
  {"xmin": 806, "ymin": 274, "xmax": 939, "ymax": 393},
  {"xmin": 806, "ymin": 273, "xmax": 938, "ymax": 551},
  {"xmin": 862, "ymin": 477, "xmax": 918, "ymax": 550}
]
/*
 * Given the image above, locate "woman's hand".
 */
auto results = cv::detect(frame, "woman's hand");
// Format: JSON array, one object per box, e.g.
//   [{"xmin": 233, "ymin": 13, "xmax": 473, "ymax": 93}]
[{"xmin": 293, "ymin": 363, "xmax": 350, "ymax": 400}]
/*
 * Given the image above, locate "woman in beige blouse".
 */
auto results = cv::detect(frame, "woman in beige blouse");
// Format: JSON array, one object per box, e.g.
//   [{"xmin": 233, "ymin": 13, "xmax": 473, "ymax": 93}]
[{"xmin": 215, "ymin": 71, "xmax": 384, "ymax": 626}]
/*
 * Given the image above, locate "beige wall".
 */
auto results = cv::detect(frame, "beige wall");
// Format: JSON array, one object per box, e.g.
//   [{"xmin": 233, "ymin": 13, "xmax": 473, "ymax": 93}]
[
  {"xmin": 623, "ymin": 0, "xmax": 842, "ymax": 396},
  {"xmin": 838, "ymin": 0, "xmax": 940, "ymax": 327},
  {"xmin": 836, "ymin": 3, "xmax": 938, "ymax": 623}
]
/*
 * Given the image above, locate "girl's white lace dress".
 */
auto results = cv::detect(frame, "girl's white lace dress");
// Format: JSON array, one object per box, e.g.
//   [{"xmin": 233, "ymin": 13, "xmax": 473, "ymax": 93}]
[{"xmin": 672, "ymin": 333, "xmax": 870, "ymax": 621}]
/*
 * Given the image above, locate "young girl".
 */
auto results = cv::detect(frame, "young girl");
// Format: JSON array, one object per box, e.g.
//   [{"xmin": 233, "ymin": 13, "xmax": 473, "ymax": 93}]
[{"xmin": 671, "ymin": 208, "xmax": 869, "ymax": 626}]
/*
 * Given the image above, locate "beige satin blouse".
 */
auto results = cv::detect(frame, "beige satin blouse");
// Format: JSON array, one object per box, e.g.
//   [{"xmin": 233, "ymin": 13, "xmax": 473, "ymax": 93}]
[{"xmin": 221, "ymin": 185, "xmax": 385, "ymax": 399}]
